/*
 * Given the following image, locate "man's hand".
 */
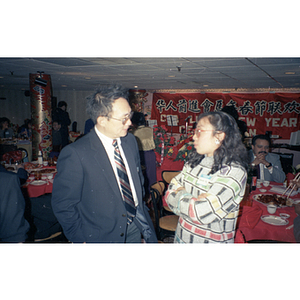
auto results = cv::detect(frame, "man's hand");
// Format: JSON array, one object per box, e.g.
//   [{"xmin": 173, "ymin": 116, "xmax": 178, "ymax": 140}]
[{"xmin": 253, "ymin": 153, "xmax": 269, "ymax": 167}]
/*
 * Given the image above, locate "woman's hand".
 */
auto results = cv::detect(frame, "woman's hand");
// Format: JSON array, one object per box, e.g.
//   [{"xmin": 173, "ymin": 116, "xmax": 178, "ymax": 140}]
[
  {"xmin": 197, "ymin": 193, "xmax": 209, "ymax": 200},
  {"xmin": 175, "ymin": 186, "xmax": 185, "ymax": 194}
]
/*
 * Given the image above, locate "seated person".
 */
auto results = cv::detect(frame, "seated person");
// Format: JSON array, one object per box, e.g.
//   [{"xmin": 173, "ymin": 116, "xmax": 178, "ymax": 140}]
[
  {"xmin": 52, "ymin": 120, "xmax": 62, "ymax": 153},
  {"xmin": 248, "ymin": 134, "xmax": 285, "ymax": 183},
  {"xmin": 0, "ymin": 163, "xmax": 29, "ymax": 185},
  {"xmin": 0, "ymin": 170, "xmax": 30, "ymax": 242},
  {"xmin": 19, "ymin": 119, "xmax": 32, "ymax": 140},
  {"xmin": 0, "ymin": 117, "xmax": 14, "ymax": 138}
]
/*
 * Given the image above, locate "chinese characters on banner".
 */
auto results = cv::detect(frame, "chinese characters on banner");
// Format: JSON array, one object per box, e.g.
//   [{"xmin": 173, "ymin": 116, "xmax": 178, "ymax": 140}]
[{"xmin": 151, "ymin": 92, "xmax": 300, "ymax": 139}]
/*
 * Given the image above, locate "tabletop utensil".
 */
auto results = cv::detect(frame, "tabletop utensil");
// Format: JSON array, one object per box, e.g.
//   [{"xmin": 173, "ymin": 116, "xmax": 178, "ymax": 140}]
[{"xmin": 281, "ymin": 172, "xmax": 300, "ymax": 198}]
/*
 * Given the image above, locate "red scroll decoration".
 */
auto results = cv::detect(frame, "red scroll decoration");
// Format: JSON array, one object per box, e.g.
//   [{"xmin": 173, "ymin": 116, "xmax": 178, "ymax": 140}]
[{"xmin": 29, "ymin": 73, "xmax": 53, "ymax": 161}]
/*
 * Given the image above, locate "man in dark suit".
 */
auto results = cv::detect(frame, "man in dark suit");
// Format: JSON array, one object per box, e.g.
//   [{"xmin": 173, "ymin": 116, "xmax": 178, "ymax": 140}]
[
  {"xmin": 0, "ymin": 171, "xmax": 30, "ymax": 242},
  {"xmin": 51, "ymin": 84, "xmax": 157, "ymax": 243},
  {"xmin": 52, "ymin": 101, "xmax": 71, "ymax": 149}
]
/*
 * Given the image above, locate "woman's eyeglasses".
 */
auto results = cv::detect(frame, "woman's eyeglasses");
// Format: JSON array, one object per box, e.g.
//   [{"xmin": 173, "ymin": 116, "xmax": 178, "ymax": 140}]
[
  {"xmin": 106, "ymin": 111, "xmax": 134, "ymax": 125},
  {"xmin": 194, "ymin": 128, "xmax": 215, "ymax": 137}
]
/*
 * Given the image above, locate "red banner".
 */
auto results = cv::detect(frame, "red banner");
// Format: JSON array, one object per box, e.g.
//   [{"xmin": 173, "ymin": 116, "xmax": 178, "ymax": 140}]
[{"xmin": 151, "ymin": 92, "xmax": 300, "ymax": 139}]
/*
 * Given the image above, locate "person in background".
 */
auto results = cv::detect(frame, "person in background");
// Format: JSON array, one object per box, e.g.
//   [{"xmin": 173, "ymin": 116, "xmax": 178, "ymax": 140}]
[
  {"xmin": 52, "ymin": 101, "xmax": 71, "ymax": 149},
  {"xmin": 52, "ymin": 120, "xmax": 62, "ymax": 153},
  {"xmin": 84, "ymin": 118, "xmax": 94, "ymax": 134},
  {"xmin": 248, "ymin": 134, "xmax": 286, "ymax": 183},
  {"xmin": 51, "ymin": 84, "xmax": 157, "ymax": 243},
  {"xmin": 0, "ymin": 170, "xmax": 30, "ymax": 242},
  {"xmin": 130, "ymin": 112, "xmax": 157, "ymax": 199},
  {"xmin": 0, "ymin": 163, "xmax": 29, "ymax": 185},
  {"xmin": 19, "ymin": 119, "xmax": 32, "ymax": 140},
  {"xmin": 165, "ymin": 111, "xmax": 248, "ymax": 243},
  {"xmin": 0, "ymin": 117, "xmax": 14, "ymax": 138}
]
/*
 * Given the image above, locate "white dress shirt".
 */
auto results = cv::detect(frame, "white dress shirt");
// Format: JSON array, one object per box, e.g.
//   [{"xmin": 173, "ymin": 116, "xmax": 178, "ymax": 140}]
[{"xmin": 95, "ymin": 127, "xmax": 138, "ymax": 206}]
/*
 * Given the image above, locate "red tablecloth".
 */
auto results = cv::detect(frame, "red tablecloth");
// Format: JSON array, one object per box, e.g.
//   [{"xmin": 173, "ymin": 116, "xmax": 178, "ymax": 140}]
[
  {"xmin": 235, "ymin": 182, "xmax": 299, "ymax": 243},
  {"xmin": 23, "ymin": 167, "xmax": 57, "ymax": 198}
]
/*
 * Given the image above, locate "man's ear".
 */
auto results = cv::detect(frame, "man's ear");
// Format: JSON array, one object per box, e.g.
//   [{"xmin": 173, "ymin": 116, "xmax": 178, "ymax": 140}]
[{"xmin": 97, "ymin": 116, "xmax": 107, "ymax": 127}]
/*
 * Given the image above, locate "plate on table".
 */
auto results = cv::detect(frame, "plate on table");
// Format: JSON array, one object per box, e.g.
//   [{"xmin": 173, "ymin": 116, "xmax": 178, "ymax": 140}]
[
  {"xmin": 40, "ymin": 168, "xmax": 57, "ymax": 174},
  {"xmin": 261, "ymin": 215, "xmax": 289, "ymax": 226},
  {"xmin": 29, "ymin": 180, "xmax": 47, "ymax": 186},
  {"xmin": 253, "ymin": 194, "xmax": 288, "ymax": 207},
  {"xmin": 24, "ymin": 162, "xmax": 43, "ymax": 172}
]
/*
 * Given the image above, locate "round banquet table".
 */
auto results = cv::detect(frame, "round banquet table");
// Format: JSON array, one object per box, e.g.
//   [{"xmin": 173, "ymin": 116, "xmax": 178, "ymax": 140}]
[
  {"xmin": 235, "ymin": 182, "xmax": 299, "ymax": 243},
  {"xmin": 22, "ymin": 166, "xmax": 56, "ymax": 198}
]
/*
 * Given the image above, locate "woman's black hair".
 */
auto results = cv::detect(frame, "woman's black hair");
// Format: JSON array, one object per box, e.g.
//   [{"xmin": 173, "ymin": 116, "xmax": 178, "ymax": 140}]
[{"xmin": 187, "ymin": 111, "xmax": 249, "ymax": 174}]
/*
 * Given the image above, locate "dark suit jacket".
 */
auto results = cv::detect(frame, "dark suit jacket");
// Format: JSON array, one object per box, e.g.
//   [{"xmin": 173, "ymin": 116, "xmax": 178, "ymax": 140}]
[
  {"xmin": 0, "ymin": 172, "xmax": 30, "ymax": 242},
  {"xmin": 51, "ymin": 129, "xmax": 157, "ymax": 243}
]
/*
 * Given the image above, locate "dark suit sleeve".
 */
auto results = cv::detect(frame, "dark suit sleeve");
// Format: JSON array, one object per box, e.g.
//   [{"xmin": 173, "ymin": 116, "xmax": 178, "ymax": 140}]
[
  {"xmin": 0, "ymin": 174, "xmax": 30, "ymax": 242},
  {"xmin": 125, "ymin": 134, "xmax": 157, "ymax": 242},
  {"xmin": 51, "ymin": 145, "xmax": 85, "ymax": 242}
]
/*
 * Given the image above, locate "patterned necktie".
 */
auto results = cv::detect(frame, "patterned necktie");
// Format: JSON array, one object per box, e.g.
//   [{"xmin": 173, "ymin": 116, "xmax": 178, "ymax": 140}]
[{"xmin": 112, "ymin": 139, "xmax": 136, "ymax": 224}]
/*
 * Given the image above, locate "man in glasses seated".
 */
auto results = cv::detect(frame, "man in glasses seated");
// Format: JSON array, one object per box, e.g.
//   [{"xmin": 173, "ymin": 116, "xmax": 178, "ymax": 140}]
[
  {"xmin": 51, "ymin": 84, "xmax": 157, "ymax": 243},
  {"xmin": 248, "ymin": 134, "xmax": 285, "ymax": 183}
]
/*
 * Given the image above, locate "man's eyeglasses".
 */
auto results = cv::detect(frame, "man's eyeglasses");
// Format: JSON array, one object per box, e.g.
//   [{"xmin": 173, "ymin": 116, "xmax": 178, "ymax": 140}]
[
  {"xmin": 194, "ymin": 128, "xmax": 215, "ymax": 137},
  {"xmin": 106, "ymin": 111, "xmax": 133, "ymax": 125}
]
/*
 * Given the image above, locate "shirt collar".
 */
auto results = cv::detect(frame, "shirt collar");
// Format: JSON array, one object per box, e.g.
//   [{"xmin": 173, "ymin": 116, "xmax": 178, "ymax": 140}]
[{"xmin": 94, "ymin": 126, "xmax": 121, "ymax": 147}]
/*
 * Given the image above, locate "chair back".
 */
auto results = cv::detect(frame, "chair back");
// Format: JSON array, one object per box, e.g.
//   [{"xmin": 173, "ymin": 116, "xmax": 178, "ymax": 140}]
[
  {"xmin": 150, "ymin": 181, "xmax": 179, "ymax": 241},
  {"xmin": 162, "ymin": 170, "xmax": 181, "ymax": 185},
  {"xmin": 278, "ymin": 152, "xmax": 294, "ymax": 174},
  {"xmin": 150, "ymin": 181, "xmax": 165, "ymax": 217},
  {"xmin": 150, "ymin": 182, "xmax": 165, "ymax": 230}
]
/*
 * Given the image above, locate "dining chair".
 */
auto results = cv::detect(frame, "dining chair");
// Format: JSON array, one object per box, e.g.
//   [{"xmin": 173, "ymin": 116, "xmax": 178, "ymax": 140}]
[
  {"xmin": 34, "ymin": 231, "xmax": 64, "ymax": 242},
  {"xmin": 161, "ymin": 170, "xmax": 181, "ymax": 186},
  {"xmin": 278, "ymin": 152, "xmax": 294, "ymax": 174},
  {"xmin": 150, "ymin": 182, "xmax": 179, "ymax": 242}
]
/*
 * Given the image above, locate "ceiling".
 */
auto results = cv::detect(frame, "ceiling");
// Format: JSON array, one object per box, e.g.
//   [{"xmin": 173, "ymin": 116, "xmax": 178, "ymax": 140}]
[{"xmin": 0, "ymin": 57, "xmax": 300, "ymax": 93}]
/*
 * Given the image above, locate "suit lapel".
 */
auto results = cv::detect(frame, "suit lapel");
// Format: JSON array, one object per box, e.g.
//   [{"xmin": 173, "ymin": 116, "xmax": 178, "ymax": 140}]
[{"xmin": 89, "ymin": 129, "xmax": 121, "ymax": 198}]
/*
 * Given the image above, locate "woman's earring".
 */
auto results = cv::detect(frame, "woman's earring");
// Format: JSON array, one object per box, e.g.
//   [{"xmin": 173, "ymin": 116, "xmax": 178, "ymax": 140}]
[{"xmin": 215, "ymin": 139, "xmax": 220, "ymax": 145}]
